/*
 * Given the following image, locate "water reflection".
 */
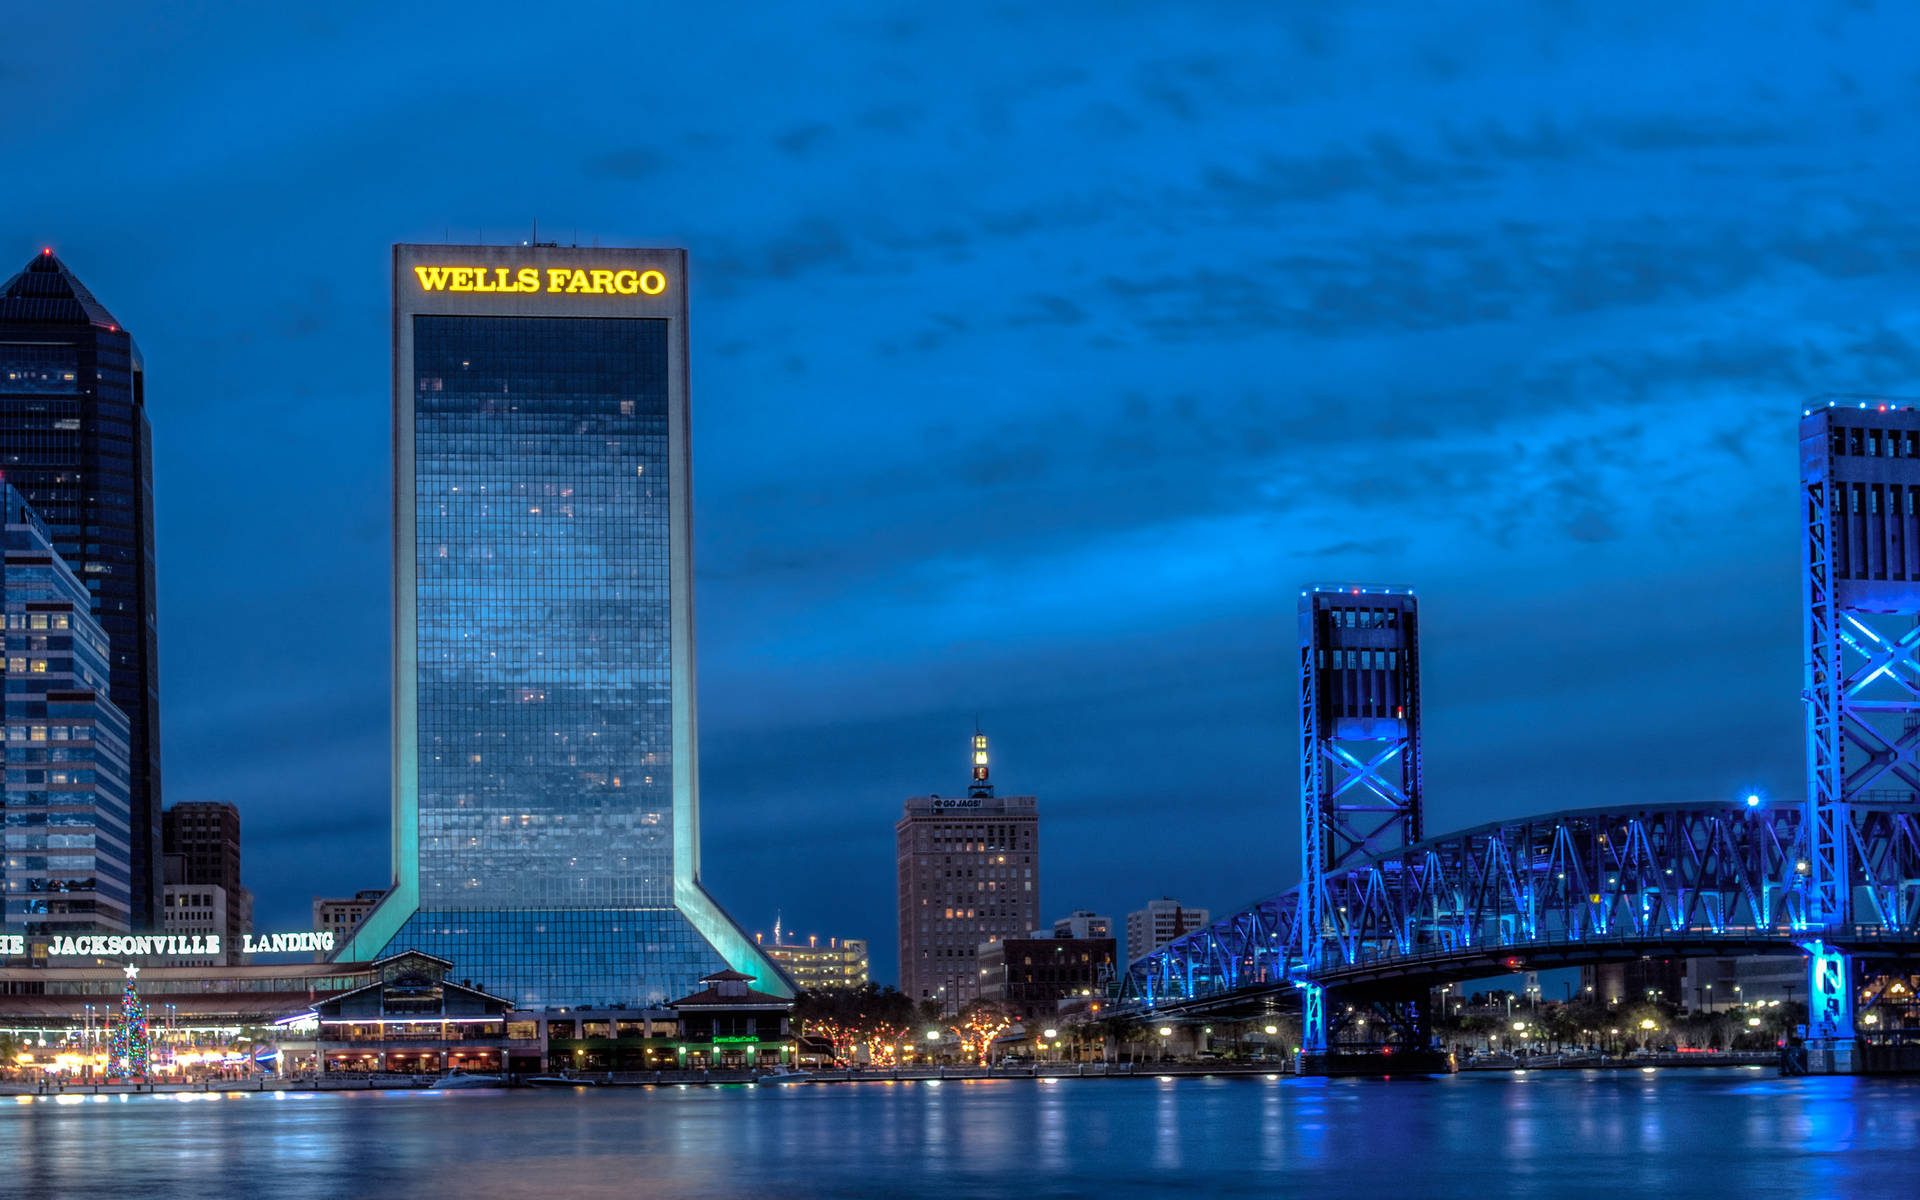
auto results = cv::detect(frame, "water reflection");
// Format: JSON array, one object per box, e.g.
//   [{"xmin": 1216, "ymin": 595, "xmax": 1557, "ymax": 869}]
[{"xmin": 0, "ymin": 1071, "xmax": 1916, "ymax": 1198}]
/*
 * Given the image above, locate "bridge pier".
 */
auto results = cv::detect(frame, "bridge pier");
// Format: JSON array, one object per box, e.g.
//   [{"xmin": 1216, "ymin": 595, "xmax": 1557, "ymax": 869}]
[
  {"xmin": 1801, "ymin": 941, "xmax": 1858, "ymax": 1074},
  {"xmin": 1294, "ymin": 986, "xmax": 1453, "ymax": 1077},
  {"xmin": 1300, "ymin": 983, "xmax": 1327, "ymax": 1057}
]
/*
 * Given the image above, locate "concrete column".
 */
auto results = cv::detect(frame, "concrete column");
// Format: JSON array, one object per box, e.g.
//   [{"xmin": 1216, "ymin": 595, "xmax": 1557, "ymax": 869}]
[{"xmin": 1803, "ymin": 941, "xmax": 1858, "ymax": 1074}]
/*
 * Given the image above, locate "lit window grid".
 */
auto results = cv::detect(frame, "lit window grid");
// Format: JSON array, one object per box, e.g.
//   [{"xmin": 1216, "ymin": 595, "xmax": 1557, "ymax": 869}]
[
  {"xmin": 1, "ymin": 517, "xmax": 134, "ymax": 935},
  {"xmin": 391, "ymin": 315, "xmax": 730, "ymax": 1006}
]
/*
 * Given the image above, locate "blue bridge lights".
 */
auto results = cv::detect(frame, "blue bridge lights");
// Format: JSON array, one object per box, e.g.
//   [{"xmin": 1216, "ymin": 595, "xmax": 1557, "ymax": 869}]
[{"xmin": 1118, "ymin": 408, "xmax": 1920, "ymax": 1074}]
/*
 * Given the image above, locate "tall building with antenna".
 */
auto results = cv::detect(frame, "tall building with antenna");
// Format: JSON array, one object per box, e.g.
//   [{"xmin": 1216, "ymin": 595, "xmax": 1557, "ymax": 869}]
[{"xmin": 895, "ymin": 730, "xmax": 1040, "ymax": 1012}]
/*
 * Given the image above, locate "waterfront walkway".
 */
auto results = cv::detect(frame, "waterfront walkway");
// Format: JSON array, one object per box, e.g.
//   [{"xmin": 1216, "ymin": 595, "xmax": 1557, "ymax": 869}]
[{"xmin": 0, "ymin": 1051, "xmax": 1788, "ymax": 1095}]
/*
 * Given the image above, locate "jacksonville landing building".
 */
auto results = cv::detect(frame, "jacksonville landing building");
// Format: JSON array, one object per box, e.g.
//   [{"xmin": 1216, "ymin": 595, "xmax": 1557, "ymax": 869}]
[{"xmin": 337, "ymin": 245, "xmax": 785, "ymax": 1009}]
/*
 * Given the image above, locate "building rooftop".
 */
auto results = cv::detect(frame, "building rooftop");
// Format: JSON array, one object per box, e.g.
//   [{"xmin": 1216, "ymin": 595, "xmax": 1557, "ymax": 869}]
[{"xmin": 0, "ymin": 249, "xmax": 130, "ymax": 333}]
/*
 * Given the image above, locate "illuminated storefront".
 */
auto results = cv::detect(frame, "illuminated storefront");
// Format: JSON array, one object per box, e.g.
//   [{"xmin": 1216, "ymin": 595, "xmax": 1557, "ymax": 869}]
[
  {"xmin": 0, "ymin": 957, "xmax": 376, "ymax": 1081},
  {"xmin": 296, "ymin": 952, "xmax": 523, "ymax": 1076}
]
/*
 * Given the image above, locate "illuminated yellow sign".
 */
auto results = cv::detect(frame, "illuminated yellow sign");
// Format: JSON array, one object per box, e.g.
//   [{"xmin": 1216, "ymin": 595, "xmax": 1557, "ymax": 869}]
[{"xmin": 413, "ymin": 266, "xmax": 668, "ymax": 296}]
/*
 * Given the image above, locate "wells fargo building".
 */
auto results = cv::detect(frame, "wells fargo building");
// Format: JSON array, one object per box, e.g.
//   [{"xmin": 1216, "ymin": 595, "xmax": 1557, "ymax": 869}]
[{"xmin": 337, "ymin": 245, "xmax": 784, "ymax": 1009}]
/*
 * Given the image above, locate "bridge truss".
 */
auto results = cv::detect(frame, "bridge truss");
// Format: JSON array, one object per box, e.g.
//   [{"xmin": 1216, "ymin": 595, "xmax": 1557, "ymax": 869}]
[
  {"xmin": 1117, "ymin": 408, "xmax": 1920, "ymax": 1073},
  {"xmin": 1121, "ymin": 801, "xmax": 1920, "ymax": 1021}
]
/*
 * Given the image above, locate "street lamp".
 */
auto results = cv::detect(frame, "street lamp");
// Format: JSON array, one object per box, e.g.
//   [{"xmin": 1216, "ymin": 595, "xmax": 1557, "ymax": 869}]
[
  {"xmin": 1158, "ymin": 1026, "xmax": 1172, "ymax": 1062},
  {"xmin": 1042, "ymin": 1029, "xmax": 1057, "ymax": 1063}
]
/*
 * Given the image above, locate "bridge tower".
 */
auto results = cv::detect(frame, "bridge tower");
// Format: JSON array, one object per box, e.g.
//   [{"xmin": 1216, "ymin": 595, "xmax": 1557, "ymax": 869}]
[
  {"xmin": 1298, "ymin": 585, "xmax": 1423, "ymax": 1056},
  {"xmin": 1800, "ymin": 400, "xmax": 1920, "ymax": 1072}
]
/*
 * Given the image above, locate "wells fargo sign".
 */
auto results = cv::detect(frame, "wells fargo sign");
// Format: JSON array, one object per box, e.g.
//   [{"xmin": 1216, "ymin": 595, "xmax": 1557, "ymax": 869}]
[{"xmin": 413, "ymin": 266, "xmax": 668, "ymax": 296}]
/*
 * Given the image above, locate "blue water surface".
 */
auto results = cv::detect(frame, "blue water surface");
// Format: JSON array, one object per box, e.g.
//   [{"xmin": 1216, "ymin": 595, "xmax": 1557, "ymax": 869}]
[{"xmin": 2, "ymin": 1068, "xmax": 1915, "ymax": 1198}]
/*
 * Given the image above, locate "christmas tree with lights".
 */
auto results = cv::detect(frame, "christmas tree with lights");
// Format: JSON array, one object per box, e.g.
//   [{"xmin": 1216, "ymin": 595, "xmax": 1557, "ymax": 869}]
[{"xmin": 108, "ymin": 963, "xmax": 149, "ymax": 1080}]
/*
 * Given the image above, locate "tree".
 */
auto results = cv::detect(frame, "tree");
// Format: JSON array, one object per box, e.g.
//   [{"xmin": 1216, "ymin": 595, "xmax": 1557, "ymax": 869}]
[
  {"xmin": 1538, "ymin": 1004, "xmax": 1580, "ymax": 1051},
  {"xmin": 1084, "ymin": 1015, "xmax": 1144, "ymax": 1062},
  {"xmin": 792, "ymin": 985, "xmax": 924, "ymax": 1064},
  {"xmin": 108, "ymin": 967, "xmax": 149, "ymax": 1080},
  {"xmin": 949, "ymin": 1000, "xmax": 1013, "ymax": 1065}
]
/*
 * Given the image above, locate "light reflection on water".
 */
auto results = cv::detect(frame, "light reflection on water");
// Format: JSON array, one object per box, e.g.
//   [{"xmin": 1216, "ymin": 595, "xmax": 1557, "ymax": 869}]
[{"xmin": 0, "ymin": 1070, "xmax": 1917, "ymax": 1199}]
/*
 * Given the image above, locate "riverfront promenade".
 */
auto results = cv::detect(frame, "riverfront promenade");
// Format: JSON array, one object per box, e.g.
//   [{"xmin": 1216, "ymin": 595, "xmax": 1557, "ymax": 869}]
[{"xmin": 0, "ymin": 1051, "xmax": 1782, "ymax": 1096}]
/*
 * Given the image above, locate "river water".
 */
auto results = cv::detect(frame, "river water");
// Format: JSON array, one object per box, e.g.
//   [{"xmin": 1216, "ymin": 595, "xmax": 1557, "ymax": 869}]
[{"xmin": 3, "ymin": 1068, "xmax": 1916, "ymax": 1198}]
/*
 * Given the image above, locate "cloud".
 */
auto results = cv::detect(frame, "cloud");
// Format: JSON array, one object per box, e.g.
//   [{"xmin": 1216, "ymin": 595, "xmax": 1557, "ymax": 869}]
[
  {"xmin": 775, "ymin": 123, "xmax": 833, "ymax": 158},
  {"xmin": 583, "ymin": 148, "xmax": 664, "ymax": 180}
]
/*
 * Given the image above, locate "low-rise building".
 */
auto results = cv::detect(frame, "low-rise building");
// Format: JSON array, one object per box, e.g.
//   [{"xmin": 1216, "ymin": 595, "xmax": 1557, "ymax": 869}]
[
  {"xmin": 301, "ymin": 951, "xmax": 517, "ymax": 1076},
  {"xmin": 160, "ymin": 878, "xmax": 229, "ymax": 967},
  {"xmin": 540, "ymin": 1009, "xmax": 682, "ymax": 1073},
  {"xmin": 670, "ymin": 969, "xmax": 794, "ymax": 1069},
  {"xmin": 1127, "ymin": 898, "xmax": 1209, "ymax": 961},
  {"xmin": 312, "ymin": 890, "xmax": 387, "ymax": 961},
  {"xmin": 1679, "ymin": 955, "xmax": 1809, "ymax": 1010},
  {"xmin": 1047, "ymin": 911, "xmax": 1113, "ymax": 940},
  {"xmin": 755, "ymin": 934, "xmax": 868, "ymax": 991},
  {"xmin": 978, "ymin": 937, "xmax": 1117, "ymax": 1023}
]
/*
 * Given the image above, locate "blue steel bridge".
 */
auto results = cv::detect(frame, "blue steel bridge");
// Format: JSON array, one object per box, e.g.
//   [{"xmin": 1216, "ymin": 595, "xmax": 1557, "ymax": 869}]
[
  {"xmin": 1119, "ymin": 799, "xmax": 1920, "ymax": 1009},
  {"xmin": 1118, "ymin": 402, "xmax": 1920, "ymax": 1073}
]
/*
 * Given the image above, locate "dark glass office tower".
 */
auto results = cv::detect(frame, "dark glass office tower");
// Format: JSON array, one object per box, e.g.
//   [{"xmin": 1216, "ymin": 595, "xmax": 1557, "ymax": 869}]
[
  {"xmin": 339, "ymin": 245, "xmax": 785, "ymax": 1009},
  {"xmin": 0, "ymin": 251, "xmax": 161, "ymax": 931}
]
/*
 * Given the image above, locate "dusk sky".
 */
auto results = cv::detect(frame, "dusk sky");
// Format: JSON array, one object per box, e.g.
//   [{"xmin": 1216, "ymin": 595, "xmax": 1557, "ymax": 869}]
[{"xmin": 6, "ymin": 2, "xmax": 1918, "ymax": 984}]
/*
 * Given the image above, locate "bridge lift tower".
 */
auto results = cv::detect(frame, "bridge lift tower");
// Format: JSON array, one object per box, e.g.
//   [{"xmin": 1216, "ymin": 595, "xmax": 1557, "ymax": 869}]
[
  {"xmin": 1801, "ymin": 400, "xmax": 1920, "ymax": 1072},
  {"xmin": 1298, "ymin": 584, "xmax": 1424, "ymax": 1064}
]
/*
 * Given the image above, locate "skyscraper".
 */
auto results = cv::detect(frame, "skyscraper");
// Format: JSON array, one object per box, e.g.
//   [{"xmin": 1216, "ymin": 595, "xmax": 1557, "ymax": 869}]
[
  {"xmin": 0, "ymin": 251, "xmax": 162, "ymax": 930},
  {"xmin": 896, "ymin": 732, "xmax": 1040, "ymax": 1011},
  {"xmin": 337, "ymin": 244, "xmax": 783, "ymax": 1008},
  {"xmin": 161, "ymin": 801, "xmax": 251, "ymax": 963},
  {"xmin": 0, "ymin": 483, "xmax": 133, "ymax": 939}
]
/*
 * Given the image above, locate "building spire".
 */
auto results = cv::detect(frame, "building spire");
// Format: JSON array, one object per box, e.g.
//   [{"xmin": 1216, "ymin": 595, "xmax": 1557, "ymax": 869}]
[{"xmin": 969, "ymin": 725, "xmax": 994, "ymax": 798}]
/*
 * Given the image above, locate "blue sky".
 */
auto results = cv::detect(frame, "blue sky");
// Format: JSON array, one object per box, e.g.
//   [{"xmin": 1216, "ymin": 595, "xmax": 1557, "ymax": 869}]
[{"xmin": 7, "ymin": 1, "xmax": 1920, "ymax": 983}]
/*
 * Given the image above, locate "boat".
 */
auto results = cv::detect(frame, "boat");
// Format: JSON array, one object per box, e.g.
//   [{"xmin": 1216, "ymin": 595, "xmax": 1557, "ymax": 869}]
[
  {"xmin": 526, "ymin": 1076, "xmax": 597, "ymax": 1088},
  {"xmin": 429, "ymin": 1069, "xmax": 508, "ymax": 1089},
  {"xmin": 758, "ymin": 1070, "xmax": 813, "ymax": 1085}
]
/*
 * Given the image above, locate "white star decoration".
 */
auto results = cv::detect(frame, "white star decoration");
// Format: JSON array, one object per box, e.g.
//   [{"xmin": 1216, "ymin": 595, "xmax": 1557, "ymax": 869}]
[{"xmin": 123, "ymin": 963, "xmax": 139, "ymax": 979}]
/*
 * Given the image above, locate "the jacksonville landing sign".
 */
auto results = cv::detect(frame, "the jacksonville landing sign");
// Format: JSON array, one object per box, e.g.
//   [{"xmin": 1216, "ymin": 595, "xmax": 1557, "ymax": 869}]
[{"xmin": 0, "ymin": 931, "xmax": 337, "ymax": 959}]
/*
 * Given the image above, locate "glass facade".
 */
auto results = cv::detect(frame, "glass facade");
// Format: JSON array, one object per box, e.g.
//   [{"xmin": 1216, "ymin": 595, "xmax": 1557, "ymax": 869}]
[
  {"xmin": 410, "ymin": 317, "xmax": 675, "ymax": 910},
  {"xmin": 0, "ymin": 253, "xmax": 162, "ymax": 932},
  {"xmin": 0, "ymin": 484, "xmax": 134, "ymax": 938},
  {"xmin": 359, "ymin": 266, "xmax": 784, "ymax": 1010}
]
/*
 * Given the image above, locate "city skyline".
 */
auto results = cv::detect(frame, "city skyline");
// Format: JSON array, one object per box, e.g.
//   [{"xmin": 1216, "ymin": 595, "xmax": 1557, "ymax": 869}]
[{"xmin": 11, "ymin": 5, "xmax": 1920, "ymax": 989}]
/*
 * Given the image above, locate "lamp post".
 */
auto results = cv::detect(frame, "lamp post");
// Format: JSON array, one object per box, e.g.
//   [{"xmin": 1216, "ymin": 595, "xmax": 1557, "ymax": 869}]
[
  {"xmin": 1158, "ymin": 1026, "xmax": 1172, "ymax": 1062},
  {"xmin": 1042, "ymin": 1028, "xmax": 1057, "ymax": 1064}
]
